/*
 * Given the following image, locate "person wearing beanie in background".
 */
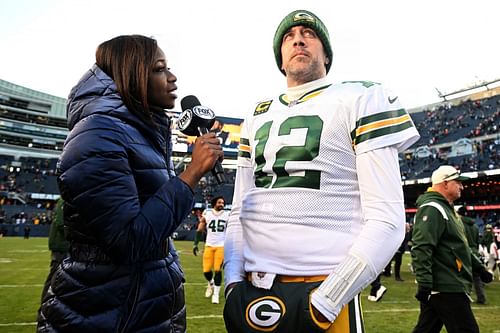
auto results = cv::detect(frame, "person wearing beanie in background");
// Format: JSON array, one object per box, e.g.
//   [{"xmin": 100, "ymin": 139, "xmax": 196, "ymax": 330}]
[
  {"xmin": 223, "ymin": 9, "xmax": 420, "ymax": 332},
  {"xmin": 411, "ymin": 165, "xmax": 493, "ymax": 333},
  {"xmin": 192, "ymin": 196, "xmax": 229, "ymax": 304}
]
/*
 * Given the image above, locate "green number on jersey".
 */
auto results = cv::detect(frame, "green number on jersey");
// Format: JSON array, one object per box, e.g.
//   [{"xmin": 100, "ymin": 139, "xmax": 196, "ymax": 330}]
[
  {"xmin": 254, "ymin": 115, "xmax": 323, "ymax": 189},
  {"xmin": 254, "ymin": 121, "xmax": 273, "ymax": 188},
  {"xmin": 208, "ymin": 219, "xmax": 226, "ymax": 232}
]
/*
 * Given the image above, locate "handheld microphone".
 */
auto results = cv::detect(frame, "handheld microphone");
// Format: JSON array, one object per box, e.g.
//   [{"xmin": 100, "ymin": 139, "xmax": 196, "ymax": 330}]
[{"xmin": 178, "ymin": 95, "xmax": 225, "ymax": 184}]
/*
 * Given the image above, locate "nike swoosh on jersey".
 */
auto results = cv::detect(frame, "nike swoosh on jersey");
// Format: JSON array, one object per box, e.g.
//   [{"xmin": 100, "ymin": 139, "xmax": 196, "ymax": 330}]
[{"xmin": 388, "ymin": 96, "xmax": 398, "ymax": 104}]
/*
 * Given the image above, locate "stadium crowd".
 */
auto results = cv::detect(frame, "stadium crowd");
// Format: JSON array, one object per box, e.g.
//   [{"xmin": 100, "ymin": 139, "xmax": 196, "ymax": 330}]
[
  {"xmin": 411, "ymin": 95, "xmax": 500, "ymax": 147},
  {"xmin": 0, "ymin": 94, "xmax": 499, "ymax": 235},
  {"xmin": 400, "ymin": 137, "xmax": 499, "ymax": 180}
]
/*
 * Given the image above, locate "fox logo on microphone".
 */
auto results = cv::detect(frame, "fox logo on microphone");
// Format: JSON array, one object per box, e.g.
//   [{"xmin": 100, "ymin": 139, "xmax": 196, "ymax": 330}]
[
  {"xmin": 178, "ymin": 94, "xmax": 225, "ymax": 183},
  {"xmin": 192, "ymin": 105, "xmax": 215, "ymax": 120},
  {"xmin": 177, "ymin": 109, "xmax": 193, "ymax": 133},
  {"xmin": 245, "ymin": 296, "xmax": 286, "ymax": 331}
]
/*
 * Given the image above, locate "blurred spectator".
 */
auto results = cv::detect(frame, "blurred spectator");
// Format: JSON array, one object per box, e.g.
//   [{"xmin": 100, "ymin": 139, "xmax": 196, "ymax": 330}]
[
  {"xmin": 38, "ymin": 198, "xmax": 69, "ymax": 325},
  {"xmin": 458, "ymin": 206, "xmax": 486, "ymax": 304},
  {"xmin": 23, "ymin": 224, "xmax": 30, "ymax": 239}
]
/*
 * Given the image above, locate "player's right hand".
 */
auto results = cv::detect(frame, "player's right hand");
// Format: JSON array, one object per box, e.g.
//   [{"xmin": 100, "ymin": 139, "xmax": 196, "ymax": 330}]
[{"xmin": 193, "ymin": 245, "xmax": 199, "ymax": 256}]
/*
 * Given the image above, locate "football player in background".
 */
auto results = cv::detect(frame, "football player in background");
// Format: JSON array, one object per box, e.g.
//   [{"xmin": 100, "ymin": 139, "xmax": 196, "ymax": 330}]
[
  {"xmin": 193, "ymin": 196, "xmax": 229, "ymax": 304},
  {"xmin": 223, "ymin": 9, "xmax": 420, "ymax": 333}
]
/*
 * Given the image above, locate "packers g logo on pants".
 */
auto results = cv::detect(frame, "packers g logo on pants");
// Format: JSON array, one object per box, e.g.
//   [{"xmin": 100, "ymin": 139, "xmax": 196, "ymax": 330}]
[{"xmin": 245, "ymin": 296, "xmax": 286, "ymax": 331}]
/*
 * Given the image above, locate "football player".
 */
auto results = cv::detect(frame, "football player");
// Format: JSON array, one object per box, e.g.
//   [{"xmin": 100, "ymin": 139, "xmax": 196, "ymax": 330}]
[
  {"xmin": 223, "ymin": 9, "xmax": 420, "ymax": 333},
  {"xmin": 193, "ymin": 195, "xmax": 229, "ymax": 304}
]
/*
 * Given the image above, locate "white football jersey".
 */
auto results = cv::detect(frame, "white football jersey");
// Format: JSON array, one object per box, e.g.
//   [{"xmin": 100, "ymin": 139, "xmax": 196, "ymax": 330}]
[
  {"xmin": 203, "ymin": 209, "xmax": 230, "ymax": 247},
  {"xmin": 236, "ymin": 81, "xmax": 420, "ymax": 275}
]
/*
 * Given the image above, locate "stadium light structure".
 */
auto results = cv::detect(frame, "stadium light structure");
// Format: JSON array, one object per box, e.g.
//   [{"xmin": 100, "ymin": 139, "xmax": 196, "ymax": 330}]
[
  {"xmin": 437, "ymin": 78, "xmax": 500, "ymax": 101},
  {"xmin": 402, "ymin": 168, "xmax": 500, "ymax": 186}
]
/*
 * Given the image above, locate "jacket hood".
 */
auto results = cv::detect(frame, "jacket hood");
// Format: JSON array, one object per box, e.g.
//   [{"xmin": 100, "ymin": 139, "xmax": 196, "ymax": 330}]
[
  {"xmin": 415, "ymin": 188, "xmax": 450, "ymax": 208},
  {"xmin": 66, "ymin": 65, "xmax": 148, "ymax": 132}
]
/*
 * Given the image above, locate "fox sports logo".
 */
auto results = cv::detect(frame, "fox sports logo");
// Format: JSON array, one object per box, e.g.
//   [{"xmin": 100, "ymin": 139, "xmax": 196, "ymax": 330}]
[{"xmin": 192, "ymin": 105, "xmax": 215, "ymax": 120}]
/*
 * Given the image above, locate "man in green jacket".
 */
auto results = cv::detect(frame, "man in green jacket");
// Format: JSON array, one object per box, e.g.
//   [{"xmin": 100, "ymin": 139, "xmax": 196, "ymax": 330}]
[
  {"xmin": 411, "ymin": 165, "xmax": 493, "ymax": 333},
  {"xmin": 37, "ymin": 197, "xmax": 70, "ymax": 324},
  {"xmin": 458, "ymin": 206, "xmax": 487, "ymax": 304}
]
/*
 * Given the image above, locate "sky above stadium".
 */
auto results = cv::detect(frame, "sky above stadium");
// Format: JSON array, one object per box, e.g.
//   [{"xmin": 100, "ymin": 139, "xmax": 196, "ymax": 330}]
[{"xmin": 1, "ymin": 0, "xmax": 499, "ymax": 118}]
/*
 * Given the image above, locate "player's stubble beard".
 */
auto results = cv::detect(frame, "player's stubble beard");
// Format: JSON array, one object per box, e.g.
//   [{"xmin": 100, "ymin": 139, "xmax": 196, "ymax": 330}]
[{"xmin": 285, "ymin": 57, "xmax": 325, "ymax": 86}]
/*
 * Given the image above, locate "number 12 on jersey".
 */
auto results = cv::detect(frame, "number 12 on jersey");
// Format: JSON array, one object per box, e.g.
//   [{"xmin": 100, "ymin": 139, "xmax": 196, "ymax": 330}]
[{"xmin": 253, "ymin": 115, "xmax": 323, "ymax": 189}]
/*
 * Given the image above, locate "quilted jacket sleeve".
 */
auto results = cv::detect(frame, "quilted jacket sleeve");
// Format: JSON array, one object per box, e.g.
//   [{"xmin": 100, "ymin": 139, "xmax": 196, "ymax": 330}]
[{"xmin": 58, "ymin": 114, "xmax": 194, "ymax": 263}]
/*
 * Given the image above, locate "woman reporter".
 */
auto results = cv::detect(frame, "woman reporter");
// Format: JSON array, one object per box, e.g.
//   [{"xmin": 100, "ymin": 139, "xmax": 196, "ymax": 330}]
[{"xmin": 38, "ymin": 35, "xmax": 223, "ymax": 333}]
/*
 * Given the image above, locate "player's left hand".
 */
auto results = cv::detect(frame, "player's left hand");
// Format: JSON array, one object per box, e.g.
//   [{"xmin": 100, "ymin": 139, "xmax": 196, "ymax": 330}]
[{"xmin": 193, "ymin": 245, "xmax": 199, "ymax": 256}]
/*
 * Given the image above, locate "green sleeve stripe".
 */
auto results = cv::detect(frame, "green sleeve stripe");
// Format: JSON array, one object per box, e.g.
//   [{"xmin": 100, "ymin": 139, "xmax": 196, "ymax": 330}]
[
  {"xmin": 240, "ymin": 138, "xmax": 250, "ymax": 145},
  {"xmin": 353, "ymin": 121, "xmax": 414, "ymax": 145},
  {"xmin": 356, "ymin": 109, "xmax": 407, "ymax": 127},
  {"xmin": 350, "ymin": 109, "xmax": 409, "ymax": 140},
  {"xmin": 238, "ymin": 151, "xmax": 251, "ymax": 158}
]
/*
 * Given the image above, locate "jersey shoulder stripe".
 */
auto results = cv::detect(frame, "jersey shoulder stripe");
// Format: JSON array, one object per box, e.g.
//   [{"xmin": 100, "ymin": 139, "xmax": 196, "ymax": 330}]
[
  {"xmin": 351, "ymin": 109, "xmax": 416, "ymax": 145},
  {"xmin": 238, "ymin": 137, "xmax": 251, "ymax": 159}
]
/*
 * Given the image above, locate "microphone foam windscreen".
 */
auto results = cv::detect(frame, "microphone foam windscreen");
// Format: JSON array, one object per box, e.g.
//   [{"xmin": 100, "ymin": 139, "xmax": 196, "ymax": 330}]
[{"xmin": 180, "ymin": 95, "xmax": 200, "ymax": 111}]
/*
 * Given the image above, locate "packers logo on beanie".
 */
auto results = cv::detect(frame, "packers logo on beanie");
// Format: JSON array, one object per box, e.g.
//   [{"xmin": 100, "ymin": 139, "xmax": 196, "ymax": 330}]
[{"xmin": 273, "ymin": 10, "xmax": 333, "ymax": 76}]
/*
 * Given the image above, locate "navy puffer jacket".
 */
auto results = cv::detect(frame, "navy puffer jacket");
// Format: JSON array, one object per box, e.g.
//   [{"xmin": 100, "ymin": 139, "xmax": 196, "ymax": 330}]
[{"xmin": 38, "ymin": 65, "xmax": 193, "ymax": 333}]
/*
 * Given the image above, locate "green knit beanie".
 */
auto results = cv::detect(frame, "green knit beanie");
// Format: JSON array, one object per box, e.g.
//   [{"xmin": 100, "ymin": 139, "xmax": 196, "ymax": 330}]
[{"xmin": 273, "ymin": 10, "xmax": 333, "ymax": 75}]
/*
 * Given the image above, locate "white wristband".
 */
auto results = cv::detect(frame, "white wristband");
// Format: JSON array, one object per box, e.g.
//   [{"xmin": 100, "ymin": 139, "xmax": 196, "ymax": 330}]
[{"xmin": 312, "ymin": 254, "xmax": 371, "ymax": 320}]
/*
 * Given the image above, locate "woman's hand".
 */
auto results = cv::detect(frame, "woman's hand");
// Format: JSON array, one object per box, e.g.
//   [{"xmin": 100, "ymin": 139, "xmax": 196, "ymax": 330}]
[{"xmin": 179, "ymin": 132, "xmax": 223, "ymax": 190}]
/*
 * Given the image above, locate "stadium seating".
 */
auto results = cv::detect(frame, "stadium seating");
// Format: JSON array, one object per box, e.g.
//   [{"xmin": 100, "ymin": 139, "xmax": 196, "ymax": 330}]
[
  {"xmin": 0, "ymin": 77, "xmax": 499, "ymax": 235},
  {"xmin": 411, "ymin": 95, "xmax": 500, "ymax": 147}
]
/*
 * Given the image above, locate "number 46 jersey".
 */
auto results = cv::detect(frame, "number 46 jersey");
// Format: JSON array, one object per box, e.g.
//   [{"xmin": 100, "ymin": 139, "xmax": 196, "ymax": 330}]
[{"xmin": 235, "ymin": 81, "xmax": 420, "ymax": 275}]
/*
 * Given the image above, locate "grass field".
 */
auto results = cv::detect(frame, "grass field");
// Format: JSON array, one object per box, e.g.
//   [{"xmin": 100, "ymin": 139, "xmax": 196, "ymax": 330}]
[{"xmin": 0, "ymin": 237, "xmax": 499, "ymax": 333}]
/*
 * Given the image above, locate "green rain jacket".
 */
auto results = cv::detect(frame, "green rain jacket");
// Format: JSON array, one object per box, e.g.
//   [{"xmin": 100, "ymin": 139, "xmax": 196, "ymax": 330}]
[
  {"xmin": 411, "ymin": 189, "xmax": 482, "ymax": 293},
  {"xmin": 461, "ymin": 215, "xmax": 480, "ymax": 257},
  {"xmin": 48, "ymin": 198, "xmax": 70, "ymax": 253}
]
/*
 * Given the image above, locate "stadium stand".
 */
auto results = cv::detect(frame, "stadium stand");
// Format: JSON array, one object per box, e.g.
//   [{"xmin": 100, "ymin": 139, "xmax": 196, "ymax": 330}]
[
  {"xmin": 0, "ymin": 78, "xmax": 498, "ymax": 240},
  {"xmin": 411, "ymin": 95, "xmax": 500, "ymax": 147}
]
